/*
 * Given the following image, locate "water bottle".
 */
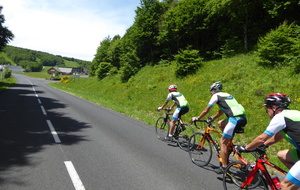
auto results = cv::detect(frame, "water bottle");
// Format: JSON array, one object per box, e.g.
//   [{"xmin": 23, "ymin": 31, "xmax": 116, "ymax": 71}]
[{"xmin": 271, "ymin": 176, "xmax": 281, "ymax": 189}]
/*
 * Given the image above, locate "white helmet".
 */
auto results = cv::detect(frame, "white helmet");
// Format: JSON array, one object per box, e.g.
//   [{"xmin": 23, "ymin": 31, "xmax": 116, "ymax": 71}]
[{"xmin": 168, "ymin": 85, "xmax": 177, "ymax": 92}]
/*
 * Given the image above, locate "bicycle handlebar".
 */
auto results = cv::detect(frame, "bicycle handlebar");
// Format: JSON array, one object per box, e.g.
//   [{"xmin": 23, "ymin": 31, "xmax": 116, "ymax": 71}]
[
  {"xmin": 236, "ymin": 145, "xmax": 268, "ymax": 159},
  {"xmin": 157, "ymin": 108, "xmax": 172, "ymax": 112},
  {"xmin": 193, "ymin": 118, "xmax": 215, "ymax": 129}
]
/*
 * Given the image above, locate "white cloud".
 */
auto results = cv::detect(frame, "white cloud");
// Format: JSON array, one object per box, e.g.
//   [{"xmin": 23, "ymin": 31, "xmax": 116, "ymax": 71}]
[{"xmin": 1, "ymin": 0, "xmax": 138, "ymax": 61}]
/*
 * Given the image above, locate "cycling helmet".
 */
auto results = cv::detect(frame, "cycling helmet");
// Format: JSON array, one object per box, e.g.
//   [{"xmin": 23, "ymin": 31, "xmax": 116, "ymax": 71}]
[
  {"xmin": 168, "ymin": 85, "xmax": 177, "ymax": 92},
  {"xmin": 263, "ymin": 93, "xmax": 291, "ymax": 107},
  {"xmin": 210, "ymin": 82, "xmax": 222, "ymax": 92}
]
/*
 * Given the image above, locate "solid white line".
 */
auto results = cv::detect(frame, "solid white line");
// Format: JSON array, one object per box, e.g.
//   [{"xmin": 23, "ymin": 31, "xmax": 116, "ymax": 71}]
[
  {"xmin": 65, "ymin": 161, "xmax": 86, "ymax": 190},
  {"xmin": 40, "ymin": 106, "xmax": 47, "ymax": 116},
  {"xmin": 46, "ymin": 120, "xmax": 61, "ymax": 143}
]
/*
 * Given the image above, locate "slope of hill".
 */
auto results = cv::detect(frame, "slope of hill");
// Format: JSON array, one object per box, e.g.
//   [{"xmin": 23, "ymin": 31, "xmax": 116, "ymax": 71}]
[
  {"xmin": 49, "ymin": 53, "xmax": 300, "ymax": 166},
  {"xmin": 0, "ymin": 46, "xmax": 91, "ymax": 72}
]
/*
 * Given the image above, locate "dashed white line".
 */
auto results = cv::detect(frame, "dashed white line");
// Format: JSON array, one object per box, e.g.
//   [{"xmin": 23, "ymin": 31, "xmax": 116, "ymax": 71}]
[
  {"xmin": 65, "ymin": 161, "xmax": 86, "ymax": 190},
  {"xmin": 40, "ymin": 105, "xmax": 47, "ymax": 116},
  {"xmin": 25, "ymin": 77, "xmax": 86, "ymax": 190},
  {"xmin": 46, "ymin": 120, "xmax": 61, "ymax": 143}
]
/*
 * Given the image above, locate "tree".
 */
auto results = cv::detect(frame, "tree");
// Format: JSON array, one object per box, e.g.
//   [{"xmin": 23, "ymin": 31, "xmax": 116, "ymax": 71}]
[
  {"xmin": 133, "ymin": 0, "xmax": 166, "ymax": 63},
  {"xmin": 0, "ymin": 6, "xmax": 14, "ymax": 52}
]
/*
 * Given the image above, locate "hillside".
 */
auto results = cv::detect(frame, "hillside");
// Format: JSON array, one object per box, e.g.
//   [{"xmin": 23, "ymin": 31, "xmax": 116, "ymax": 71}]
[
  {"xmin": 48, "ymin": 53, "xmax": 300, "ymax": 167},
  {"xmin": 0, "ymin": 45, "xmax": 91, "ymax": 71}
]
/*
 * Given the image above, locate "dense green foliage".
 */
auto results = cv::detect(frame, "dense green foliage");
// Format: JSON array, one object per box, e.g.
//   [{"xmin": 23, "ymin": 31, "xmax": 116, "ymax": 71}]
[
  {"xmin": 174, "ymin": 48, "xmax": 203, "ymax": 77},
  {"xmin": 50, "ymin": 53, "xmax": 300, "ymax": 168},
  {"xmin": 91, "ymin": 0, "xmax": 300, "ymax": 82},
  {"xmin": 1, "ymin": 46, "xmax": 91, "ymax": 72},
  {"xmin": 255, "ymin": 22, "xmax": 300, "ymax": 73},
  {"xmin": 0, "ymin": 6, "xmax": 14, "ymax": 52}
]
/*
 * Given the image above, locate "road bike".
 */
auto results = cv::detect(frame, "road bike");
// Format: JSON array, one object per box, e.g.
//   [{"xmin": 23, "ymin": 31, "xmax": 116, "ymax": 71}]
[
  {"xmin": 223, "ymin": 146, "xmax": 287, "ymax": 190},
  {"xmin": 155, "ymin": 108, "xmax": 194, "ymax": 150},
  {"xmin": 187, "ymin": 118, "xmax": 243, "ymax": 167}
]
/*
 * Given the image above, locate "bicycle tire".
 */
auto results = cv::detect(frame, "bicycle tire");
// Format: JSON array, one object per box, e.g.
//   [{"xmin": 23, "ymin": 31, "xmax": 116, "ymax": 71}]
[
  {"xmin": 223, "ymin": 160, "xmax": 268, "ymax": 190},
  {"xmin": 188, "ymin": 132, "xmax": 212, "ymax": 167},
  {"xmin": 155, "ymin": 117, "xmax": 169, "ymax": 141},
  {"xmin": 175, "ymin": 123, "xmax": 194, "ymax": 151}
]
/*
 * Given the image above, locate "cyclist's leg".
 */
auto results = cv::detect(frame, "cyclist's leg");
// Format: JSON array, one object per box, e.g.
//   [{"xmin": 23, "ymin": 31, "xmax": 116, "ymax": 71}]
[
  {"xmin": 169, "ymin": 108, "xmax": 180, "ymax": 136},
  {"xmin": 221, "ymin": 117, "xmax": 237, "ymax": 168},
  {"xmin": 220, "ymin": 136, "xmax": 231, "ymax": 168},
  {"xmin": 277, "ymin": 149, "xmax": 298, "ymax": 169},
  {"xmin": 282, "ymin": 160, "xmax": 300, "ymax": 190},
  {"xmin": 177, "ymin": 107, "xmax": 189, "ymax": 124},
  {"xmin": 218, "ymin": 119, "xmax": 227, "ymax": 132}
]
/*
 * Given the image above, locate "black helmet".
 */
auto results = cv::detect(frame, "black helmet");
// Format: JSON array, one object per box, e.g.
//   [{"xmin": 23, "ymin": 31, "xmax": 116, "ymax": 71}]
[
  {"xmin": 210, "ymin": 82, "xmax": 222, "ymax": 92},
  {"xmin": 263, "ymin": 93, "xmax": 291, "ymax": 107}
]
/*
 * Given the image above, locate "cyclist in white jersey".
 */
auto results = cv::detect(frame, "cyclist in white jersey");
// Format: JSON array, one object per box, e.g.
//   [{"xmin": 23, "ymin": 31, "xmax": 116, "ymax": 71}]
[
  {"xmin": 236, "ymin": 93, "xmax": 300, "ymax": 190},
  {"xmin": 192, "ymin": 82, "xmax": 247, "ymax": 174},
  {"xmin": 158, "ymin": 85, "xmax": 190, "ymax": 140}
]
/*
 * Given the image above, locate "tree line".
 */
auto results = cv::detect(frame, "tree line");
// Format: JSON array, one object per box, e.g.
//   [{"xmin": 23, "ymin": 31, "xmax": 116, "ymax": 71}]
[
  {"xmin": 2, "ymin": 46, "xmax": 91, "ymax": 72},
  {"xmin": 91, "ymin": 0, "xmax": 300, "ymax": 82}
]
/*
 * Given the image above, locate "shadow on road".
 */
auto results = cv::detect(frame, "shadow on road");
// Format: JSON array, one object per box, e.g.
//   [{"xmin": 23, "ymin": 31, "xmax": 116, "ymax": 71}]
[{"xmin": 0, "ymin": 82, "xmax": 91, "ymax": 184}]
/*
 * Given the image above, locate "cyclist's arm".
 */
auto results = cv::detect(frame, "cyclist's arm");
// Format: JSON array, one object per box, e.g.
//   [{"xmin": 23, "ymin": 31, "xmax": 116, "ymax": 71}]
[
  {"xmin": 170, "ymin": 103, "xmax": 176, "ymax": 110},
  {"xmin": 160, "ymin": 100, "xmax": 169, "ymax": 109},
  {"xmin": 245, "ymin": 133, "xmax": 271, "ymax": 151},
  {"xmin": 211, "ymin": 109, "xmax": 224, "ymax": 121},
  {"xmin": 264, "ymin": 132, "xmax": 284, "ymax": 146},
  {"xmin": 196, "ymin": 106, "xmax": 212, "ymax": 120}
]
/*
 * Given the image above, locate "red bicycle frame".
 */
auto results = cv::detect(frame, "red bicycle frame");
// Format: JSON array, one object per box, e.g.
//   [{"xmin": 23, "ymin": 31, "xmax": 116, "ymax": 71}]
[{"xmin": 241, "ymin": 155, "xmax": 287, "ymax": 190}]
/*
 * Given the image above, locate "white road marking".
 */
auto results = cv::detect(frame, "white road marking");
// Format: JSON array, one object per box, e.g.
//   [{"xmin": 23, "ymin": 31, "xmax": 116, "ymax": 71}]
[
  {"xmin": 40, "ymin": 105, "xmax": 47, "ymax": 116},
  {"xmin": 65, "ymin": 161, "xmax": 86, "ymax": 190},
  {"xmin": 25, "ymin": 77, "xmax": 86, "ymax": 190},
  {"xmin": 46, "ymin": 120, "xmax": 61, "ymax": 143}
]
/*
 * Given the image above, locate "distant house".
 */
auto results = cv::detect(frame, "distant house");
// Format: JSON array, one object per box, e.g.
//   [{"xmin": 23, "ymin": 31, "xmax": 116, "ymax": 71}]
[{"xmin": 47, "ymin": 67, "xmax": 74, "ymax": 75}]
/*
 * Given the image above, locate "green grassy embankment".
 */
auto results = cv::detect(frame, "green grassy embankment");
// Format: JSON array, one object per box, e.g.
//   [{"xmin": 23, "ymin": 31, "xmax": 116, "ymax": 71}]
[{"xmin": 47, "ymin": 53, "xmax": 299, "ymax": 170}]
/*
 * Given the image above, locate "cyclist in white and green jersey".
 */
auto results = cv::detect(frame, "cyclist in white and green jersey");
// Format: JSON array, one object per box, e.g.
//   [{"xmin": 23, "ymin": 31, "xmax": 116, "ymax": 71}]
[
  {"xmin": 236, "ymin": 93, "xmax": 300, "ymax": 190},
  {"xmin": 158, "ymin": 85, "xmax": 190, "ymax": 140},
  {"xmin": 192, "ymin": 82, "xmax": 247, "ymax": 174}
]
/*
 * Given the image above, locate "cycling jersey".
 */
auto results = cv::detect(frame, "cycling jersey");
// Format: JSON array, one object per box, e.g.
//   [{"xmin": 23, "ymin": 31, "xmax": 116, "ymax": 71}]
[
  {"xmin": 166, "ymin": 92, "xmax": 189, "ymax": 108},
  {"xmin": 264, "ymin": 110, "xmax": 300, "ymax": 151},
  {"xmin": 208, "ymin": 92, "xmax": 246, "ymax": 138},
  {"xmin": 208, "ymin": 92, "xmax": 246, "ymax": 117},
  {"xmin": 265, "ymin": 109, "xmax": 300, "ymax": 187}
]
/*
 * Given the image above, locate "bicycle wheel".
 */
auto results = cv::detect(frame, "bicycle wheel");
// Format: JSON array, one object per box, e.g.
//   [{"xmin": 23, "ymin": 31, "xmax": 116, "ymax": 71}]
[
  {"xmin": 155, "ymin": 117, "xmax": 169, "ymax": 141},
  {"xmin": 176, "ymin": 123, "xmax": 194, "ymax": 151},
  {"xmin": 223, "ymin": 161, "xmax": 268, "ymax": 190},
  {"xmin": 188, "ymin": 132, "xmax": 212, "ymax": 167}
]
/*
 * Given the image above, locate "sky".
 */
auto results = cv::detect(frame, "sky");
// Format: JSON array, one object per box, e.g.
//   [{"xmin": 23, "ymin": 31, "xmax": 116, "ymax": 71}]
[{"xmin": 1, "ymin": 0, "xmax": 140, "ymax": 61}]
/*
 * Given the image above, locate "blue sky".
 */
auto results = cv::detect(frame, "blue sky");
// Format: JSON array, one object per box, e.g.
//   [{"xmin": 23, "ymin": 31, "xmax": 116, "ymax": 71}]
[{"xmin": 1, "ymin": 0, "xmax": 140, "ymax": 61}]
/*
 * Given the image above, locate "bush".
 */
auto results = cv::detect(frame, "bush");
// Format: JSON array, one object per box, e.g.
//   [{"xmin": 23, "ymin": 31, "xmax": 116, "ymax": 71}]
[
  {"xmin": 256, "ymin": 22, "xmax": 300, "ymax": 69},
  {"xmin": 174, "ymin": 48, "xmax": 203, "ymax": 78},
  {"xmin": 3, "ymin": 66, "xmax": 11, "ymax": 78},
  {"xmin": 119, "ymin": 63, "xmax": 137, "ymax": 83},
  {"xmin": 96, "ymin": 62, "xmax": 113, "ymax": 80}
]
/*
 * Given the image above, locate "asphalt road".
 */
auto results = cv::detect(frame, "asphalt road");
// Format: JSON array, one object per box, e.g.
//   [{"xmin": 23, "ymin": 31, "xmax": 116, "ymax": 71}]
[{"xmin": 0, "ymin": 74, "xmax": 224, "ymax": 190}]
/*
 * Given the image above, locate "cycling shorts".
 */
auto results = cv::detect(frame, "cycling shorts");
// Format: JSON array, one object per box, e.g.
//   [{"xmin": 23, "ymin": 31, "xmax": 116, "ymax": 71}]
[
  {"xmin": 172, "ymin": 107, "xmax": 189, "ymax": 121},
  {"xmin": 286, "ymin": 160, "xmax": 300, "ymax": 187},
  {"xmin": 290, "ymin": 149, "xmax": 300, "ymax": 162},
  {"xmin": 223, "ymin": 115, "xmax": 247, "ymax": 139}
]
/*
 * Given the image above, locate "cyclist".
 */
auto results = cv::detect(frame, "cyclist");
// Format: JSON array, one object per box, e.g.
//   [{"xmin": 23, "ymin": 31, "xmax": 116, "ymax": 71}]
[
  {"xmin": 158, "ymin": 85, "xmax": 190, "ymax": 140},
  {"xmin": 236, "ymin": 93, "xmax": 300, "ymax": 190},
  {"xmin": 192, "ymin": 82, "xmax": 247, "ymax": 174}
]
